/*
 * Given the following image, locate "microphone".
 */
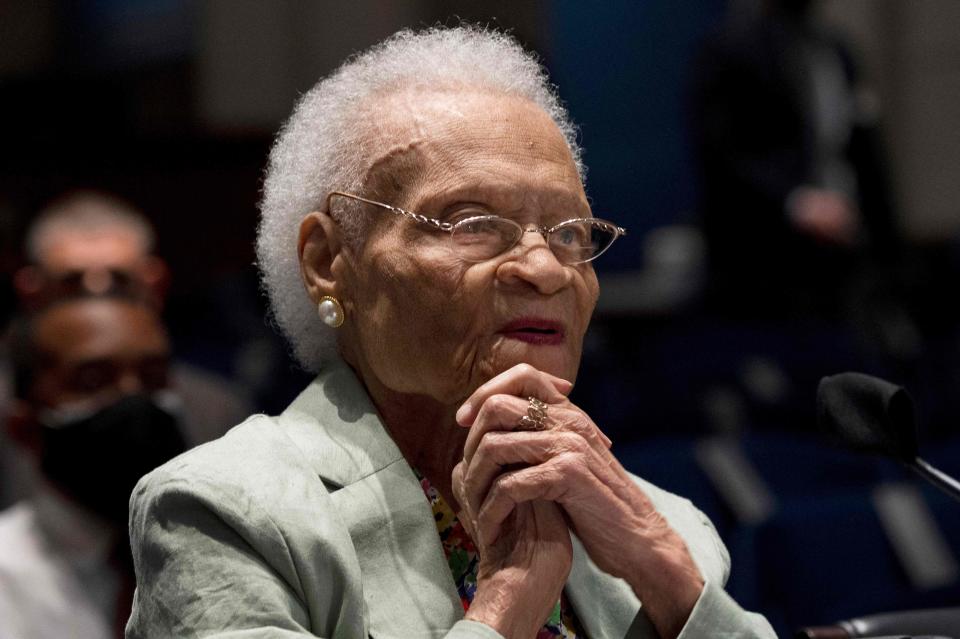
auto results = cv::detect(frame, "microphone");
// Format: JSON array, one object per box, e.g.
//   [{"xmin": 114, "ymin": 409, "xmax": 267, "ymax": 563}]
[{"xmin": 817, "ymin": 372, "xmax": 960, "ymax": 503}]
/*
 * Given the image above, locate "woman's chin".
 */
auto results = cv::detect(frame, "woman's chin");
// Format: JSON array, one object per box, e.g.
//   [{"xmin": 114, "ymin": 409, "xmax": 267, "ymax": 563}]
[{"xmin": 491, "ymin": 339, "xmax": 580, "ymax": 382}]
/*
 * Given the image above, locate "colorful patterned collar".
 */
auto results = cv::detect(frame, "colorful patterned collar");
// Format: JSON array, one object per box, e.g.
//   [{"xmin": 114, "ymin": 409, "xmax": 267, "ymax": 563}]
[{"xmin": 414, "ymin": 470, "xmax": 586, "ymax": 638}]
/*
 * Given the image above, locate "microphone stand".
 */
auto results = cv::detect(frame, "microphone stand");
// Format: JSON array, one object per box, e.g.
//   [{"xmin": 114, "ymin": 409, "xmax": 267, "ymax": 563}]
[{"xmin": 910, "ymin": 457, "xmax": 960, "ymax": 503}]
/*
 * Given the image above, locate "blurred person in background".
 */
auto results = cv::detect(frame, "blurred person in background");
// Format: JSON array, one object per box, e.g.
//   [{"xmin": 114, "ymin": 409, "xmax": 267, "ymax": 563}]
[
  {"xmin": 13, "ymin": 191, "xmax": 170, "ymax": 310},
  {"xmin": 0, "ymin": 294, "xmax": 187, "ymax": 639},
  {"xmin": 692, "ymin": 0, "xmax": 903, "ymax": 330},
  {"xmin": 0, "ymin": 191, "xmax": 252, "ymax": 508}
]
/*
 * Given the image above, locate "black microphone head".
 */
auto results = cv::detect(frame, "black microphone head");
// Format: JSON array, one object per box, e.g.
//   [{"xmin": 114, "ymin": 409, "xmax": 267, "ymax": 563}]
[{"xmin": 817, "ymin": 372, "xmax": 919, "ymax": 463}]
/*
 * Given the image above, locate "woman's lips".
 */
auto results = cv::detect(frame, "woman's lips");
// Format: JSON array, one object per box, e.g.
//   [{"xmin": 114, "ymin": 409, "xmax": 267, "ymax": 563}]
[{"xmin": 498, "ymin": 318, "xmax": 566, "ymax": 345}]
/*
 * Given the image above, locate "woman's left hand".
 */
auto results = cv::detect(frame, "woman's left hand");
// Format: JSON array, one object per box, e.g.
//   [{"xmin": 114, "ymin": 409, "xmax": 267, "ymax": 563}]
[{"xmin": 455, "ymin": 363, "xmax": 705, "ymax": 639}]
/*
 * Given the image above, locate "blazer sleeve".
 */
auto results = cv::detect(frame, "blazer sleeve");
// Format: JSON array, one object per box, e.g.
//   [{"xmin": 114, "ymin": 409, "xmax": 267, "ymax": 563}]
[
  {"xmin": 678, "ymin": 582, "xmax": 776, "ymax": 639},
  {"xmin": 630, "ymin": 477, "xmax": 777, "ymax": 638}
]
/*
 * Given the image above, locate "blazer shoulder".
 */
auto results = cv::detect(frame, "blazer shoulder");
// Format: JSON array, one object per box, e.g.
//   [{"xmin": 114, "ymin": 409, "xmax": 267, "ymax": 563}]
[
  {"xmin": 130, "ymin": 414, "xmax": 350, "ymax": 557},
  {"xmin": 137, "ymin": 414, "xmax": 307, "ymax": 496}
]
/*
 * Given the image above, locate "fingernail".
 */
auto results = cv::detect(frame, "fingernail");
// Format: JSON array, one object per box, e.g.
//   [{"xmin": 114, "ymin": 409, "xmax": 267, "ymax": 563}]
[{"xmin": 455, "ymin": 403, "xmax": 472, "ymax": 426}]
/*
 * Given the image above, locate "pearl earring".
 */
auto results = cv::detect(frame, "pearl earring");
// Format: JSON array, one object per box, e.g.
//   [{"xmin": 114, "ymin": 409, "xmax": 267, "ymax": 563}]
[{"xmin": 318, "ymin": 296, "xmax": 345, "ymax": 328}]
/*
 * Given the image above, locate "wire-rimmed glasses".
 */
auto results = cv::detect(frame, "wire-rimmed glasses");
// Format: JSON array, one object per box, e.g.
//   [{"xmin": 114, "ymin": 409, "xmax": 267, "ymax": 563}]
[{"xmin": 326, "ymin": 191, "xmax": 627, "ymax": 265}]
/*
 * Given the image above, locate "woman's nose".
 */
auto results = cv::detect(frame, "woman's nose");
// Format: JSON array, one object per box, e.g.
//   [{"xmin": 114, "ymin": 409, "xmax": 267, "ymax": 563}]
[{"xmin": 496, "ymin": 231, "xmax": 572, "ymax": 294}]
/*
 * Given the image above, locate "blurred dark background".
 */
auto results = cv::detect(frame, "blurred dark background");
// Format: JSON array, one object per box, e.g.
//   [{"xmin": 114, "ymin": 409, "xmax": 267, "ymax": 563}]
[{"xmin": 2, "ymin": 0, "xmax": 960, "ymax": 635}]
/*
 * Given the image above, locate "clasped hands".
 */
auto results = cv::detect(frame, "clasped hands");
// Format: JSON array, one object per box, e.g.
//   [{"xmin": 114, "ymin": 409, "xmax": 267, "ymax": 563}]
[{"xmin": 452, "ymin": 363, "xmax": 704, "ymax": 639}]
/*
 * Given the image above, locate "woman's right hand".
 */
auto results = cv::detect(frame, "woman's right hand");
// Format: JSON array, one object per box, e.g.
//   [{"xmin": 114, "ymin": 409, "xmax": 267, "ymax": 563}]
[{"xmin": 452, "ymin": 462, "xmax": 572, "ymax": 639}]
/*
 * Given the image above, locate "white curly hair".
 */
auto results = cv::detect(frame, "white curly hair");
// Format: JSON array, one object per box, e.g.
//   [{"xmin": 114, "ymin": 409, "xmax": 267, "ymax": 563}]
[{"xmin": 257, "ymin": 25, "xmax": 584, "ymax": 372}]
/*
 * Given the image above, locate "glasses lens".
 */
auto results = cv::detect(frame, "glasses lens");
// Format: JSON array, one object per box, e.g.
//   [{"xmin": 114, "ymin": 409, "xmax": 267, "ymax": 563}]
[
  {"xmin": 450, "ymin": 217, "xmax": 522, "ymax": 262},
  {"xmin": 550, "ymin": 220, "xmax": 618, "ymax": 264}
]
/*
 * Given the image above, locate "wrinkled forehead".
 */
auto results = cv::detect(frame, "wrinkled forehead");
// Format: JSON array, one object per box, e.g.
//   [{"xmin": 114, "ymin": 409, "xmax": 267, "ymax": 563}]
[{"xmin": 357, "ymin": 88, "xmax": 584, "ymax": 208}]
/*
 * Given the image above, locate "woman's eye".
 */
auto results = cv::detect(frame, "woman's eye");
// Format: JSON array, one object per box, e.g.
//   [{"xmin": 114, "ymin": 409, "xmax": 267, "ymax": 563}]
[
  {"xmin": 458, "ymin": 220, "xmax": 487, "ymax": 235},
  {"xmin": 556, "ymin": 227, "xmax": 581, "ymax": 245},
  {"xmin": 446, "ymin": 208, "xmax": 490, "ymax": 224}
]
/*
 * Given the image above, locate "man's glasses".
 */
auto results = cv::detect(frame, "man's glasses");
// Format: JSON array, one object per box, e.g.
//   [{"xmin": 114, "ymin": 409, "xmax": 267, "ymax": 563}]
[{"xmin": 326, "ymin": 191, "xmax": 627, "ymax": 265}]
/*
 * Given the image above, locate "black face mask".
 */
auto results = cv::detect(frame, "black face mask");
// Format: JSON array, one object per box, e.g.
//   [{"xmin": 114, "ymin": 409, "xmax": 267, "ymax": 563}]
[{"xmin": 39, "ymin": 394, "xmax": 187, "ymax": 525}]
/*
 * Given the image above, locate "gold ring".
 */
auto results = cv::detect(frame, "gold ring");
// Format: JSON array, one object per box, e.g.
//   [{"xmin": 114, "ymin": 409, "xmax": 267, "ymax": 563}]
[{"xmin": 517, "ymin": 396, "xmax": 548, "ymax": 430}]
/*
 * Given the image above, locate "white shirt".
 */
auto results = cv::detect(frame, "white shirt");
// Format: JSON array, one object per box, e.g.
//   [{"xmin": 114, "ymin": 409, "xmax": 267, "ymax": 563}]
[{"xmin": 0, "ymin": 483, "xmax": 121, "ymax": 639}]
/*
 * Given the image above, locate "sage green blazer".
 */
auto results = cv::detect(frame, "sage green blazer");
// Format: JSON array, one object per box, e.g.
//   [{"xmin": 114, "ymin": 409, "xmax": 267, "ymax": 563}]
[{"xmin": 126, "ymin": 361, "xmax": 775, "ymax": 639}]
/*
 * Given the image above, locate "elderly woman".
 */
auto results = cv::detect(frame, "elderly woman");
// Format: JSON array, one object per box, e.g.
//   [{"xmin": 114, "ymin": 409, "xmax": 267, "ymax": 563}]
[{"xmin": 126, "ymin": 27, "xmax": 774, "ymax": 639}]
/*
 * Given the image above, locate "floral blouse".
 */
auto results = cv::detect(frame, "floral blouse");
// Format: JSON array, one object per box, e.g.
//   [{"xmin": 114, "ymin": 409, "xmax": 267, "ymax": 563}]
[{"xmin": 415, "ymin": 471, "xmax": 586, "ymax": 638}]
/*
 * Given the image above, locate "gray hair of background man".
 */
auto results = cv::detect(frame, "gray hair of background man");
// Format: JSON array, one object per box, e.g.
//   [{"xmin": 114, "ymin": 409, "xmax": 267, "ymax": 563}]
[
  {"xmin": 256, "ymin": 25, "xmax": 585, "ymax": 372},
  {"xmin": 26, "ymin": 191, "xmax": 156, "ymax": 263}
]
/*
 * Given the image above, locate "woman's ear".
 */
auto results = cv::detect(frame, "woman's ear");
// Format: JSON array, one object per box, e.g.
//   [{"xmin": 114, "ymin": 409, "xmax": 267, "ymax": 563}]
[{"xmin": 298, "ymin": 211, "xmax": 344, "ymax": 304}]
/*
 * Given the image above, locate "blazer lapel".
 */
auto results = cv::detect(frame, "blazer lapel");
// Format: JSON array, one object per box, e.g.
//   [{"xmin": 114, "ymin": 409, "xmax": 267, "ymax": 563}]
[
  {"xmin": 279, "ymin": 361, "xmax": 463, "ymax": 639},
  {"xmin": 332, "ymin": 462, "xmax": 465, "ymax": 639}
]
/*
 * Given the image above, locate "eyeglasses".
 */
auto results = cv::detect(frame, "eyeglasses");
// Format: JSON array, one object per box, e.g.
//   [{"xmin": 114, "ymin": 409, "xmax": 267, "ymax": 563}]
[{"xmin": 326, "ymin": 191, "xmax": 627, "ymax": 265}]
